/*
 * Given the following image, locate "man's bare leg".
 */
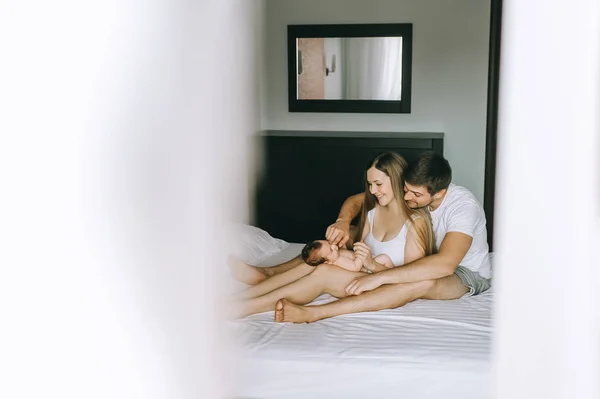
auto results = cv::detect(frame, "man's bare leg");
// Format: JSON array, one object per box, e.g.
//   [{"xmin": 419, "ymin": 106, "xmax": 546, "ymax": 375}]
[
  {"xmin": 228, "ymin": 254, "xmax": 304, "ymax": 285},
  {"xmin": 275, "ymin": 274, "xmax": 468, "ymax": 323},
  {"xmin": 235, "ymin": 262, "xmax": 315, "ymax": 300},
  {"xmin": 234, "ymin": 264, "xmax": 365, "ymax": 318}
]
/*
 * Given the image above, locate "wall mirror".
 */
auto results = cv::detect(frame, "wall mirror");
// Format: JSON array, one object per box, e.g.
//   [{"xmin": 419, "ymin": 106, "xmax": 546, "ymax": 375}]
[{"xmin": 288, "ymin": 23, "xmax": 413, "ymax": 113}]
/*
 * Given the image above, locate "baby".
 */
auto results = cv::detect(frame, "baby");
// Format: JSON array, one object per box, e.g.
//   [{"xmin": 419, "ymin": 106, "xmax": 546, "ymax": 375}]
[{"xmin": 301, "ymin": 240, "xmax": 394, "ymax": 272}]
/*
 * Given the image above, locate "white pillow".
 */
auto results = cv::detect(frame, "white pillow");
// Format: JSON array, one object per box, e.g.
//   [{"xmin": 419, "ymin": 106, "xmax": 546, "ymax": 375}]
[{"xmin": 227, "ymin": 223, "xmax": 290, "ymax": 264}]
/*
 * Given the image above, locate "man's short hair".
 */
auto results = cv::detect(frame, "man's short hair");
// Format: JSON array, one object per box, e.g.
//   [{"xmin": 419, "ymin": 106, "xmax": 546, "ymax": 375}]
[{"xmin": 405, "ymin": 151, "xmax": 452, "ymax": 195}]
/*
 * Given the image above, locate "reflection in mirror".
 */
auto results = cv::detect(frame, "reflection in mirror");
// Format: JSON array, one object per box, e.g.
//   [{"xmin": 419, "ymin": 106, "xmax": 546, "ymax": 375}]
[
  {"xmin": 288, "ymin": 24, "xmax": 412, "ymax": 113},
  {"xmin": 297, "ymin": 37, "xmax": 403, "ymax": 101}
]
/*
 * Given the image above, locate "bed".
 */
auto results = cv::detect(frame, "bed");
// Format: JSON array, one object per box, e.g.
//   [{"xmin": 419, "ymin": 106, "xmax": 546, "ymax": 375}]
[
  {"xmin": 232, "ymin": 132, "xmax": 493, "ymax": 398},
  {"xmin": 230, "ymin": 240, "xmax": 493, "ymax": 399}
]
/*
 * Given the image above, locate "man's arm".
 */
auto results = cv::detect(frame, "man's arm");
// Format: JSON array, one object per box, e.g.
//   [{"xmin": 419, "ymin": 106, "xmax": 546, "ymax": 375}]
[
  {"xmin": 325, "ymin": 192, "xmax": 365, "ymax": 248},
  {"xmin": 377, "ymin": 232, "xmax": 472, "ymax": 284},
  {"xmin": 366, "ymin": 260, "xmax": 390, "ymax": 273},
  {"xmin": 336, "ymin": 192, "xmax": 365, "ymax": 222},
  {"xmin": 345, "ymin": 232, "xmax": 472, "ymax": 295}
]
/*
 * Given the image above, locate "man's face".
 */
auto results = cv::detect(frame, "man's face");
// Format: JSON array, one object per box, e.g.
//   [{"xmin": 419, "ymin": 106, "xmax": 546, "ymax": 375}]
[{"xmin": 403, "ymin": 182, "xmax": 433, "ymax": 209}]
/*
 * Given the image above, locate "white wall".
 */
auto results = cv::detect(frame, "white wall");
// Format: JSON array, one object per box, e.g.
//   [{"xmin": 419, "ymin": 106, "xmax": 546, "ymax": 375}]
[{"xmin": 264, "ymin": 0, "xmax": 491, "ymax": 202}]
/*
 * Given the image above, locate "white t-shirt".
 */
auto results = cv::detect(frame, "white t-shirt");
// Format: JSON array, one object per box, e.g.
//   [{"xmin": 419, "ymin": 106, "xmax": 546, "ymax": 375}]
[{"xmin": 429, "ymin": 184, "xmax": 491, "ymax": 278}]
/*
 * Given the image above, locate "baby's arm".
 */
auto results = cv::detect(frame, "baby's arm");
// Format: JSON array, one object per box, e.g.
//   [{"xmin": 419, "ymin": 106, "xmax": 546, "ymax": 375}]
[
  {"xmin": 373, "ymin": 254, "xmax": 394, "ymax": 269},
  {"xmin": 332, "ymin": 249, "xmax": 364, "ymax": 272}
]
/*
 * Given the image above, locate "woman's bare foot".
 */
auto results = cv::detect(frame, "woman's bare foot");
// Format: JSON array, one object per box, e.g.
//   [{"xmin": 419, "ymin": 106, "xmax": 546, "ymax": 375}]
[
  {"xmin": 274, "ymin": 299, "xmax": 316, "ymax": 323},
  {"xmin": 228, "ymin": 256, "xmax": 268, "ymax": 285}
]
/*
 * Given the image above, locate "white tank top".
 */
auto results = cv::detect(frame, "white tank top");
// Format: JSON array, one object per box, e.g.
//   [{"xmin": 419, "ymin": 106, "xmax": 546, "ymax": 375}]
[{"xmin": 363, "ymin": 208, "xmax": 410, "ymax": 267}]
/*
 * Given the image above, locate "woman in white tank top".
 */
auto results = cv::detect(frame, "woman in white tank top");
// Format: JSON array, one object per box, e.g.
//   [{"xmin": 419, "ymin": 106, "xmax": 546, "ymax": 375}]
[
  {"xmin": 333, "ymin": 152, "xmax": 435, "ymax": 274},
  {"xmin": 234, "ymin": 153, "xmax": 436, "ymax": 319}
]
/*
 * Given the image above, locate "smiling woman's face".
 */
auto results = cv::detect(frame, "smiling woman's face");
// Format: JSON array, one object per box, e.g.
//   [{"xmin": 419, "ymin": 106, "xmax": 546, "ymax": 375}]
[{"xmin": 367, "ymin": 167, "xmax": 394, "ymax": 206}]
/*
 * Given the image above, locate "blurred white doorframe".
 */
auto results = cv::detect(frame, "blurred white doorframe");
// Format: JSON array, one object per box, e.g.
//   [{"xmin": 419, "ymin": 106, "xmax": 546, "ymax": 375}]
[
  {"xmin": 0, "ymin": 1, "xmax": 263, "ymax": 398},
  {"xmin": 493, "ymin": 1, "xmax": 600, "ymax": 399}
]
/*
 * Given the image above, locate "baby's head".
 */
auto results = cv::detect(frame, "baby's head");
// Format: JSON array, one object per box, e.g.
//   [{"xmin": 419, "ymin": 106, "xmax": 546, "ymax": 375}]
[{"xmin": 301, "ymin": 240, "xmax": 339, "ymax": 266}]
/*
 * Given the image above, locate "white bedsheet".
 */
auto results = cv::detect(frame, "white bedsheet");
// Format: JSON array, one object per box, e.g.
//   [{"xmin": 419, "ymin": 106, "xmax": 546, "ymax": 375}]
[{"xmin": 231, "ymin": 244, "xmax": 494, "ymax": 399}]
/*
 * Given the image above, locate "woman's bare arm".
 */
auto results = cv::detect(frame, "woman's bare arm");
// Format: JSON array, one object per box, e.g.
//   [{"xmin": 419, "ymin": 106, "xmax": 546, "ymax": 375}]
[{"xmin": 403, "ymin": 217, "xmax": 427, "ymax": 264}]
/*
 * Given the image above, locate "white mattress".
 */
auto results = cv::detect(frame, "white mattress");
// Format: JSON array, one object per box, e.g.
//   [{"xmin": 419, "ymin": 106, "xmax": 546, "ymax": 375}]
[{"xmin": 231, "ymin": 244, "xmax": 494, "ymax": 399}]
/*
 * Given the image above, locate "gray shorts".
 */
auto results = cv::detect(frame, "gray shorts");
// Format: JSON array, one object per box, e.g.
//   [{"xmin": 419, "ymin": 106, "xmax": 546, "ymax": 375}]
[{"xmin": 454, "ymin": 266, "xmax": 491, "ymax": 296}]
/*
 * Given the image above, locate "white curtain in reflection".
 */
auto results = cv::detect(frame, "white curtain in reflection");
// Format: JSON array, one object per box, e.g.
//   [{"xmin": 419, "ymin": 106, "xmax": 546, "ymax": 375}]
[{"xmin": 342, "ymin": 37, "xmax": 403, "ymax": 100}]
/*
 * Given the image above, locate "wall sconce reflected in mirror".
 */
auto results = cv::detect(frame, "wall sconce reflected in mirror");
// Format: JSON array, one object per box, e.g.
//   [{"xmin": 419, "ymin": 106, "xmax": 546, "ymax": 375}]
[
  {"xmin": 297, "ymin": 50, "xmax": 303, "ymax": 75},
  {"xmin": 325, "ymin": 54, "xmax": 336, "ymax": 77}
]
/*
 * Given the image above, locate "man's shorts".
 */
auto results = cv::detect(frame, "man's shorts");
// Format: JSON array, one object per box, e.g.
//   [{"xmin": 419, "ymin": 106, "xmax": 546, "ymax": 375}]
[{"xmin": 454, "ymin": 266, "xmax": 491, "ymax": 296}]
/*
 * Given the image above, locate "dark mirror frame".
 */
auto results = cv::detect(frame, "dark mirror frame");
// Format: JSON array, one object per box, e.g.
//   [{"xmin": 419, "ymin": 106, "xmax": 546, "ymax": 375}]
[{"xmin": 288, "ymin": 23, "xmax": 413, "ymax": 114}]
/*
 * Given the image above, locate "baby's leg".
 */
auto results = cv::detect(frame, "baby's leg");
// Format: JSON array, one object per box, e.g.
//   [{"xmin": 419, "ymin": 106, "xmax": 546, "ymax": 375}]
[{"xmin": 374, "ymin": 254, "xmax": 394, "ymax": 268}]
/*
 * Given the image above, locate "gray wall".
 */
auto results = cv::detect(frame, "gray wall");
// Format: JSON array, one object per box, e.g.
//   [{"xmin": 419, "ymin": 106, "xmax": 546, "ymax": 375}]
[{"xmin": 264, "ymin": 0, "xmax": 491, "ymax": 202}]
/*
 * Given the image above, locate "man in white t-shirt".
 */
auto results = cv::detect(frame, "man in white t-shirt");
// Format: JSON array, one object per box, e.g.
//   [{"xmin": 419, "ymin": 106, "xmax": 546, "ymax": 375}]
[
  {"xmin": 276, "ymin": 151, "xmax": 491, "ymax": 322},
  {"xmin": 400, "ymin": 152, "xmax": 491, "ymax": 294}
]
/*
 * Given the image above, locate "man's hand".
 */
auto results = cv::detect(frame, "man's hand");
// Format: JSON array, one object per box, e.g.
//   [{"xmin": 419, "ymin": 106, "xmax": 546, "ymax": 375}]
[
  {"xmin": 326, "ymin": 220, "xmax": 351, "ymax": 248},
  {"xmin": 345, "ymin": 274, "xmax": 385, "ymax": 296}
]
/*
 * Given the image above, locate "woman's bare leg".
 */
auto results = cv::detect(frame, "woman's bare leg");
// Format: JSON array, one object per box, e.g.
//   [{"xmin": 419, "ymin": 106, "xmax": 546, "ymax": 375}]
[
  {"xmin": 234, "ymin": 264, "xmax": 365, "ymax": 318},
  {"xmin": 235, "ymin": 262, "xmax": 315, "ymax": 300},
  {"xmin": 274, "ymin": 281, "xmax": 430, "ymax": 323},
  {"xmin": 275, "ymin": 274, "xmax": 468, "ymax": 323},
  {"xmin": 228, "ymin": 256, "xmax": 269, "ymax": 285},
  {"xmin": 259, "ymin": 254, "xmax": 304, "ymax": 277},
  {"xmin": 228, "ymin": 254, "xmax": 304, "ymax": 285}
]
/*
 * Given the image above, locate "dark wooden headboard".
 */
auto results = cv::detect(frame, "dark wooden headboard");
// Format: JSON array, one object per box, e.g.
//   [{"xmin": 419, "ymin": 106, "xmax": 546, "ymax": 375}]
[{"xmin": 254, "ymin": 130, "xmax": 444, "ymax": 244}]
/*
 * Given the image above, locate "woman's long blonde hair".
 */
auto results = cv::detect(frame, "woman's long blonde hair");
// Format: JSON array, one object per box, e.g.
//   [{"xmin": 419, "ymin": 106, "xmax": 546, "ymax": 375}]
[{"xmin": 354, "ymin": 152, "xmax": 436, "ymax": 256}]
